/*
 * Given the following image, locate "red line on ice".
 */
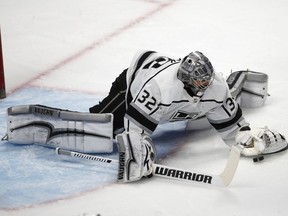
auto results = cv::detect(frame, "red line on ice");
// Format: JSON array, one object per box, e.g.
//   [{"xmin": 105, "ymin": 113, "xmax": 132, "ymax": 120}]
[{"xmin": 10, "ymin": 0, "xmax": 177, "ymax": 94}]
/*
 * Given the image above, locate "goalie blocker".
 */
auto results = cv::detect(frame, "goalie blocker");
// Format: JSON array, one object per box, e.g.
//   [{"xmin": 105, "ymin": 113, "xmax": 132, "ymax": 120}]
[{"xmin": 4, "ymin": 104, "xmax": 114, "ymax": 153}]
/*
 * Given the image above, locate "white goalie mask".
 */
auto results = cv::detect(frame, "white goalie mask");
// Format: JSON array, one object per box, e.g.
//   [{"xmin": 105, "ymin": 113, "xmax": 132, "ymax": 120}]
[{"xmin": 177, "ymin": 51, "xmax": 215, "ymax": 96}]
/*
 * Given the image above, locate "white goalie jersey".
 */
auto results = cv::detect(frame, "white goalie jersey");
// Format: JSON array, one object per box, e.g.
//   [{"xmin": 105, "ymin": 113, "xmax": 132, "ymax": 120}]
[{"xmin": 124, "ymin": 51, "xmax": 249, "ymax": 145}]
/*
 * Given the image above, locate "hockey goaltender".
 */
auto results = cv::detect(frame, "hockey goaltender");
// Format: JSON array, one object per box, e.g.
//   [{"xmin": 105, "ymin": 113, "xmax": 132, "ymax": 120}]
[{"xmin": 4, "ymin": 50, "xmax": 288, "ymax": 183}]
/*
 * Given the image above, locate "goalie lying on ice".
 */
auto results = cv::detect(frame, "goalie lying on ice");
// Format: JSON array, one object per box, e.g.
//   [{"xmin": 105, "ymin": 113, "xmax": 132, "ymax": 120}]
[{"xmin": 4, "ymin": 50, "xmax": 287, "ymax": 182}]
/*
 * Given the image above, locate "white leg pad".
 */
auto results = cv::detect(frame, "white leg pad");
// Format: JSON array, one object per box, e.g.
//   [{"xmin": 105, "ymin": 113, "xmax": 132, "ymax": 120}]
[
  {"xmin": 6, "ymin": 105, "xmax": 114, "ymax": 153},
  {"xmin": 227, "ymin": 70, "xmax": 269, "ymax": 108}
]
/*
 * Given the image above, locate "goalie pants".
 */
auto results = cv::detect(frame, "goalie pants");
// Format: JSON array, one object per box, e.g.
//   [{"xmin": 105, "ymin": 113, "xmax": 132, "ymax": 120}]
[{"xmin": 89, "ymin": 69, "xmax": 128, "ymax": 135}]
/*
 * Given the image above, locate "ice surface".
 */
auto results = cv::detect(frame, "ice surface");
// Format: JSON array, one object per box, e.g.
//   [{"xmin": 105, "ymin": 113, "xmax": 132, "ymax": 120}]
[
  {"xmin": 1, "ymin": 0, "xmax": 288, "ymax": 215},
  {"xmin": 0, "ymin": 87, "xmax": 189, "ymax": 210}
]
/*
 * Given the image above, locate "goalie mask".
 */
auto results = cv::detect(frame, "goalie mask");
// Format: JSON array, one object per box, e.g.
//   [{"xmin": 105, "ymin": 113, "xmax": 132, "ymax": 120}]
[{"xmin": 177, "ymin": 51, "xmax": 215, "ymax": 96}]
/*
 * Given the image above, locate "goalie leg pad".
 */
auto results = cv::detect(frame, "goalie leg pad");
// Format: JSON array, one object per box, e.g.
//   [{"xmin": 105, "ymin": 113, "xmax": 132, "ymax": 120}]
[
  {"xmin": 6, "ymin": 105, "xmax": 114, "ymax": 153},
  {"xmin": 227, "ymin": 70, "xmax": 268, "ymax": 108},
  {"xmin": 117, "ymin": 131, "xmax": 156, "ymax": 183}
]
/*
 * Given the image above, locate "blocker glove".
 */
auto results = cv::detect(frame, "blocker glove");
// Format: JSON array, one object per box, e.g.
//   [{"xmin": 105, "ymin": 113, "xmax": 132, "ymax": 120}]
[
  {"xmin": 116, "ymin": 131, "xmax": 157, "ymax": 183},
  {"xmin": 235, "ymin": 126, "xmax": 287, "ymax": 156}
]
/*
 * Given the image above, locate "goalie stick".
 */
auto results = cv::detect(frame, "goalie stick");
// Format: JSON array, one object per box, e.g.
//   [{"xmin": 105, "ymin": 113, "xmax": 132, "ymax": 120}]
[{"xmin": 56, "ymin": 145, "xmax": 241, "ymax": 187}]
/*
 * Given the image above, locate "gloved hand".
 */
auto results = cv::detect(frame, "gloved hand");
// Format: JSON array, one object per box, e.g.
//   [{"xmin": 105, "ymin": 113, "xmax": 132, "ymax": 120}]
[
  {"xmin": 116, "ymin": 131, "xmax": 156, "ymax": 183},
  {"xmin": 235, "ymin": 126, "xmax": 287, "ymax": 156}
]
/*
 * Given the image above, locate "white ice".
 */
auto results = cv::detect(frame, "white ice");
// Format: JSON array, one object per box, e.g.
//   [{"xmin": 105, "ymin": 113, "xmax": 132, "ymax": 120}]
[{"xmin": 1, "ymin": 0, "xmax": 288, "ymax": 215}]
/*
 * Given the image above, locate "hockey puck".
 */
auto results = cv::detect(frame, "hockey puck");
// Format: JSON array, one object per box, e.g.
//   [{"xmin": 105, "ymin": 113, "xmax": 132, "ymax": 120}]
[{"xmin": 253, "ymin": 155, "xmax": 264, "ymax": 163}]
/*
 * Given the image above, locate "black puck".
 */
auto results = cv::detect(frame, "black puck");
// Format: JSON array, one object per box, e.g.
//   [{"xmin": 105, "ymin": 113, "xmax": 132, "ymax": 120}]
[{"xmin": 253, "ymin": 155, "xmax": 264, "ymax": 163}]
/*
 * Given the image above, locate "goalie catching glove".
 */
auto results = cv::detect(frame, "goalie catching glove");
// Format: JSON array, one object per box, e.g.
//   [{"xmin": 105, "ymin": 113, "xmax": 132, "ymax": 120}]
[
  {"xmin": 235, "ymin": 126, "xmax": 287, "ymax": 156},
  {"xmin": 116, "ymin": 131, "xmax": 156, "ymax": 183}
]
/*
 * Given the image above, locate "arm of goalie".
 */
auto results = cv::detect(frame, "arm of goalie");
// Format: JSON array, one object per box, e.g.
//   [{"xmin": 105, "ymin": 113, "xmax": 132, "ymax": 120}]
[
  {"xmin": 5, "ymin": 104, "xmax": 114, "ymax": 153},
  {"xmin": 235, "ymin": 126, "xmax": 288, "ymax": 156}
]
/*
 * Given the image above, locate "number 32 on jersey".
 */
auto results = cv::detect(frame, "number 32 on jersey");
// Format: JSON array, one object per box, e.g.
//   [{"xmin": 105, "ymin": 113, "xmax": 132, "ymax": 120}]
[{"xmin": 137, "ymin": 89, "xmax": 157, "ymax": 112}]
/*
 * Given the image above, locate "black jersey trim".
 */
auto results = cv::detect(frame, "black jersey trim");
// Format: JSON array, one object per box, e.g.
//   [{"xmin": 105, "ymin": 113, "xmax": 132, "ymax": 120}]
[
  {"xmin": 158, "ymin": 100, "xmax": 190, "ymax": 107},
  {"xmin": 133, "ymin": 61, "xmax": 180, "ymax": 103},
  {"xmin": 200, "ymin": 99, "xmax": 224, "ymax": 104},
  {"xmin": 126, "ymin": 51, "xmax": 156, "ymax": 105},
  {"xmin": 126, "ymin": 105, "xmax": 158, "ymax": 133},
  {"xmin": 209, "ymin": 104, "xmax": 243, "ymax": 130}
]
